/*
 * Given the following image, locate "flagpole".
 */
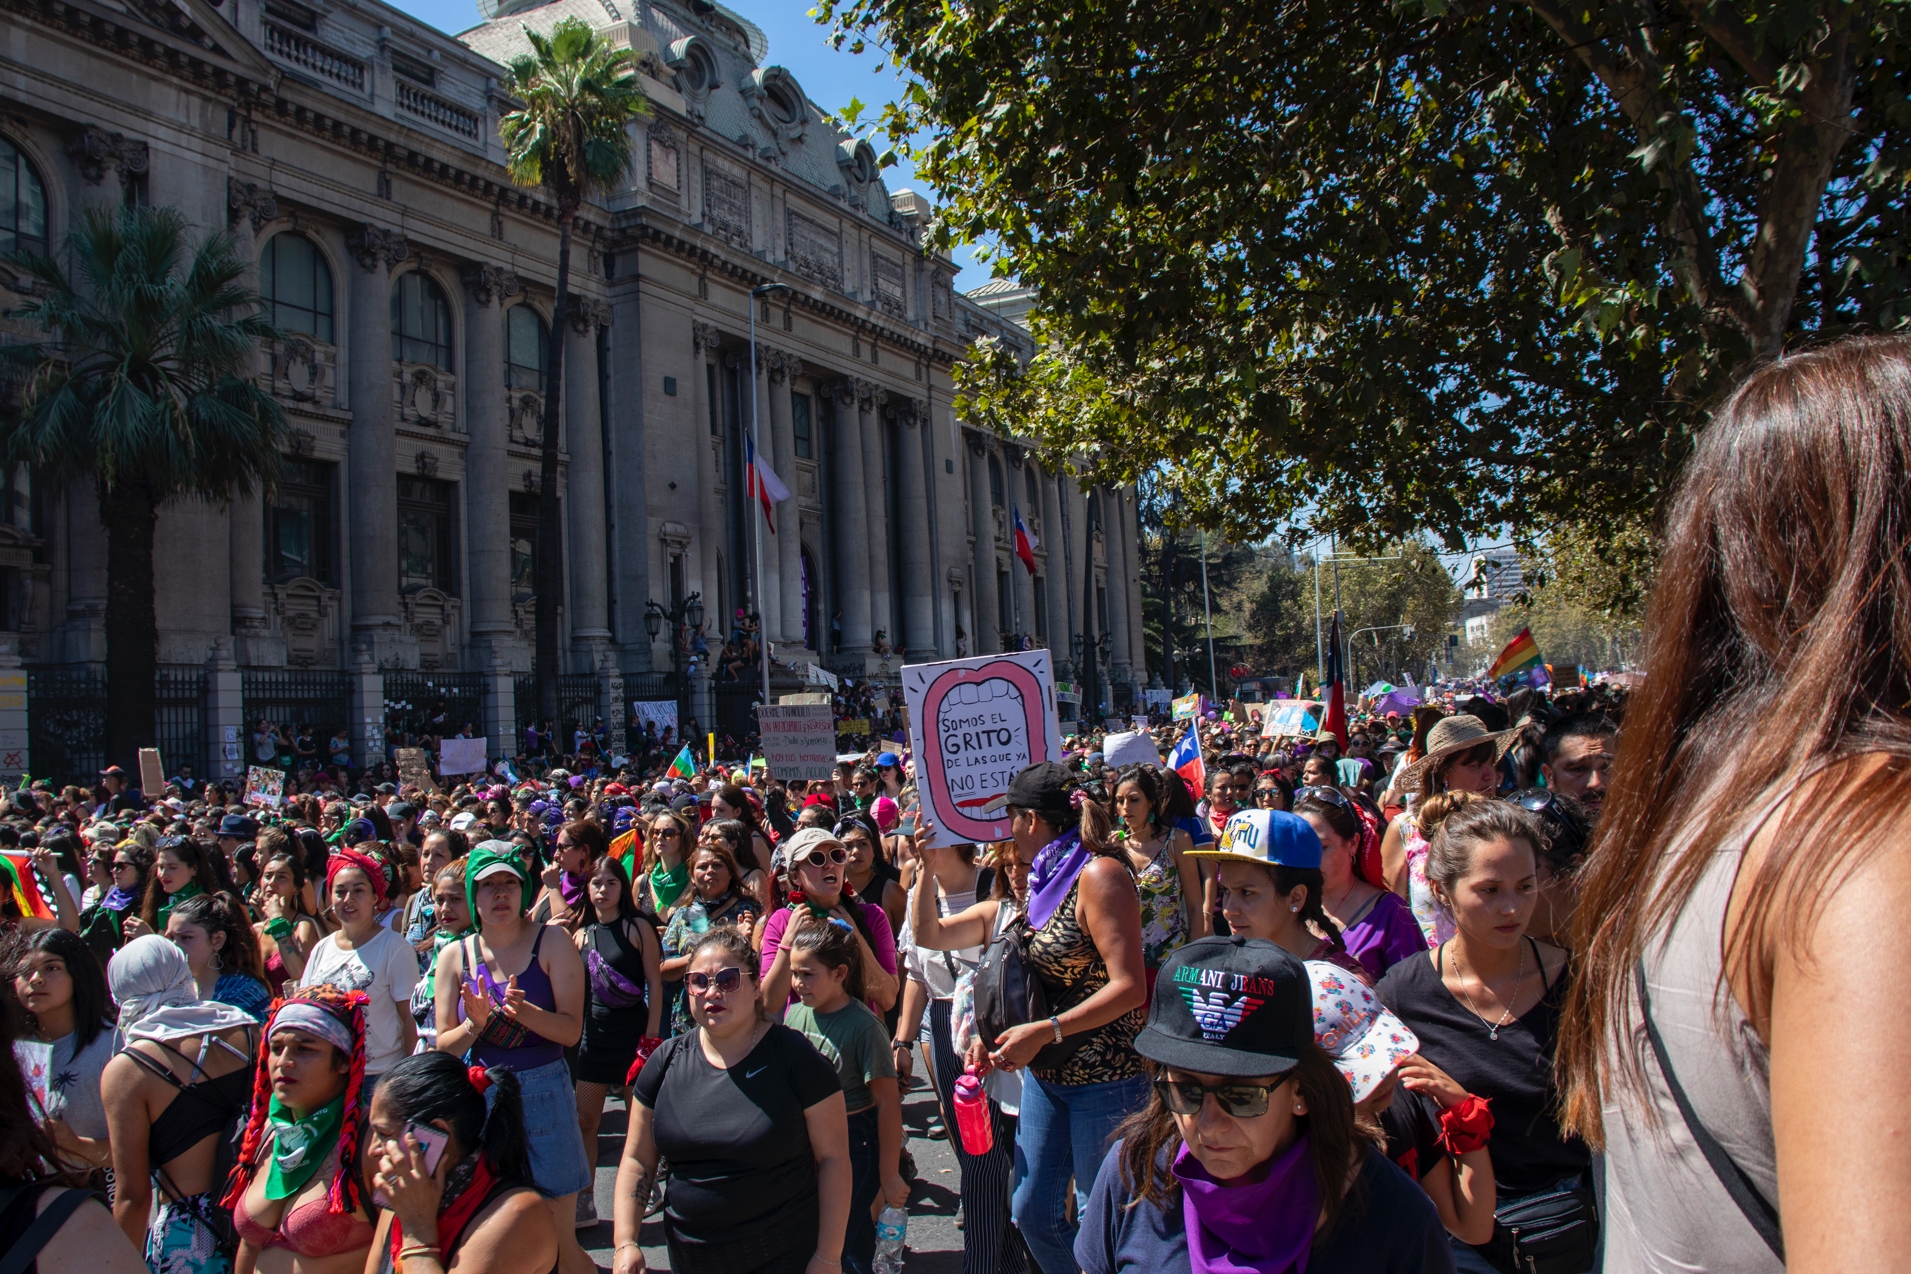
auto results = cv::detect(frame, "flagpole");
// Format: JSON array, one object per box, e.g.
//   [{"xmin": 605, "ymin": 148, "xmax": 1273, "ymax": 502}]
[{"xmin": 749, "ymin": 283, "xmax": 788, "ymax": 705}]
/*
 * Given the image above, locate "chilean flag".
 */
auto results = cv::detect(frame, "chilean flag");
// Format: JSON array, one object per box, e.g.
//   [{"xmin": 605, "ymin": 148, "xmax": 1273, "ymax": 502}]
[
  {"xmin": 1322, "ymin": 611, "xmax": 1349, "ymax": 749},
  {"xmin": 1012, "ymin": 505, "xmax": 1038, "ymax": 574},
  {"xmin": 1167, "ymin": 721, "xmax": 1205, "ymax": 795},
  {"xmin": 744, "ymin": 431, "xmax": 790, "ymax": 534}
]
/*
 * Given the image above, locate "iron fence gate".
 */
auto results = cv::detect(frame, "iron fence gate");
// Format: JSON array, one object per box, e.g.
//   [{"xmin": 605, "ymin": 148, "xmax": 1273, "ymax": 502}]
[
  {"xmin": 27, "ymin": 667, "xmax": 106, "ymax": 787},
  {"xmin": 712, "ymin": 684, "xmax": 759, "ymax": 750},
  {"xmin": 241, "ymin": 670, "xmax": 350, "ymax": 750},
  {"xmin": 154, "ymin": 666, "xmax": 205, "ymax": 779},
  {"xmin": 383, "ymin": 671, "xmax": 484, "ymax": 742}
]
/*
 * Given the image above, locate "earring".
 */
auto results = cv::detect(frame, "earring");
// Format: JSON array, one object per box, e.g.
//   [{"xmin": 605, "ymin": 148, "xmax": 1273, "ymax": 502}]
[
  {"xmin": 1290, "ymin": 904, "xmax": 1300, "ymax": 913},
  {"xmin": 211, "ymin": 949, "xmax": 224, "ymax": 971}
]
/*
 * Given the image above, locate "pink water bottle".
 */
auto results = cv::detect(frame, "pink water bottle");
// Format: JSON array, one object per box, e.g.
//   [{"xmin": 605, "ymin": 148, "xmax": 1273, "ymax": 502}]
[{"xmin": 953, "ymin": 1071, "xmax": 994, "ymax": 1156}]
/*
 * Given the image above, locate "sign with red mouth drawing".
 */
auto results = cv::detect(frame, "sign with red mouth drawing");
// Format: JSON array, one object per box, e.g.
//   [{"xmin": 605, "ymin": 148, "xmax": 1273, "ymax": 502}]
[{"xmin": 903, "ymin": 649, "xmax": 1062, "ymax": 848}]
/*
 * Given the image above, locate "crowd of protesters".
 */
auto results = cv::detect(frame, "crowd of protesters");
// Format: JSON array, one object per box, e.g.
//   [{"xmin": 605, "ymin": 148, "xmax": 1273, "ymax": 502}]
[{"xmin": 10, "ymin": 336, "xmax": 1905, "ymax": 1274}]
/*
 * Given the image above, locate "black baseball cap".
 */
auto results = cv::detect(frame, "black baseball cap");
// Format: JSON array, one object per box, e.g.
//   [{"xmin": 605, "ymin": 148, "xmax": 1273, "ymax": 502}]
[
  {"xmin": 1005, "ymin": 761, "xmax": 1075, "ymax": 817},
  {"xmin": 1134, "ymin": 935, "xmax": 1314, "ymax": 1079}
]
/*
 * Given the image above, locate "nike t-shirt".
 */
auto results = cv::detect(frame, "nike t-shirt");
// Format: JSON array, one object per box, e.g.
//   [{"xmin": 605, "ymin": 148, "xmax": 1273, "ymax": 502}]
[{"xmin": 632, "ymin": 1023, "xmax": 842, "ymax": 1251}]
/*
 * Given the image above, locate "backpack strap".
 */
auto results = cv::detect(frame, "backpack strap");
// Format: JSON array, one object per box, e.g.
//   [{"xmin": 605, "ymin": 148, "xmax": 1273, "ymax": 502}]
[
  {"xmin": 1634, "ymin": 962, "xmax": 1783, "ymax": 1259},
  {"xmin": 0, "ymin": 1186, "xmax": 107, "ymax": 1274}
]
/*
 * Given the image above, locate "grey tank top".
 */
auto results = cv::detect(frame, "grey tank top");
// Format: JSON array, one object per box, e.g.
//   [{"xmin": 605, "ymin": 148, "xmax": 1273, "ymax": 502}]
[{"xmin": 1600, "ymin": 802, "xmax": 1783, "ymax": 1274}]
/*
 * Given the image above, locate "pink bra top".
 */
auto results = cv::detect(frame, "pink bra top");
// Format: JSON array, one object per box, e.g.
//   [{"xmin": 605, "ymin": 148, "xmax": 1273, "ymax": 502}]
[{"xmin": 233, "ymin": 1147, "xmax": 376, "ymax": 1257}]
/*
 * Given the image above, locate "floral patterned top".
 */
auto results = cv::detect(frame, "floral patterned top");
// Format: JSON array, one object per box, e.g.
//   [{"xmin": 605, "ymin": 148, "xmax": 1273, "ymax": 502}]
[
  {"xmin": 661, "ymin": 890, "xmax": 762, "ymax": 1036},
  {"xmin": 1126, "ymin": 834, "xmax": 1188, "ymax": 971},
  {"xmin": 1401, "ymin": 816, "xmax": 1454, "ymax": 950},
  {"xmin": 1026, "ymin": 877, "xmax": 1147, "ymax": 1086}
]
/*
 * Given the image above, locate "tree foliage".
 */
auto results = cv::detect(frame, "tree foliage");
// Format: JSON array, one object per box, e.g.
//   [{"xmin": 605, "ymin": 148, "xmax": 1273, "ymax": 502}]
[
  {"xmin": 1, "ymin": 206, "xmax": 285, "ymax": 761},
  {"xmin": 824, "ymin": 0, "xmax": 1911, "ymax": 554}
]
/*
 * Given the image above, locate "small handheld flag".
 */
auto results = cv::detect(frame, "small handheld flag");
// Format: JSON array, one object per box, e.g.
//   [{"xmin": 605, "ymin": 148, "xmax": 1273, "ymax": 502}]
[
  {"xmin": 745, "ymin": 432, "xmax": 791, "ymax": 534},
  {"xmin": 0, "ymin": 851, "xmax": 53, "ymax": 919},
  {"xmin": 667, "ymin": 745, "xmax": 697, "ymax": 780},
  {"xmin": 1486, "ymin": 627, "xmax": 1547, "ymax": 683},
  {"xmin": 1321, "ymin": 612, "xmax": 1348, "ymax": 748},
  {"xmin": 1167, "ymin": 721, "xmax": 1206, "ymax": 797},
  {"xmin": 1011, "ymin": 506, "xmax": 1038, "ymax": 574}
]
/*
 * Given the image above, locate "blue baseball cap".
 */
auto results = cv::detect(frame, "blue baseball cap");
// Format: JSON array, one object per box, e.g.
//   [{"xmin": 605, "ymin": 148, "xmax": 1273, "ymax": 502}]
[
  {"xmin": 875, "ymin": 752, "xmax": 901, "ymax": 769},
  {"xmin": 1186, "ymin": 809, "xmax": 1322, "ymax": 869}
]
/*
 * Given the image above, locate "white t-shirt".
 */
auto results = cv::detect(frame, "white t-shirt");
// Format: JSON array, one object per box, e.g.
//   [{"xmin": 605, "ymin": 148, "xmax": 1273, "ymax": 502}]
[{"xmin": 298, "ymin": 925, "xmax": 420, "ymax": 1074}]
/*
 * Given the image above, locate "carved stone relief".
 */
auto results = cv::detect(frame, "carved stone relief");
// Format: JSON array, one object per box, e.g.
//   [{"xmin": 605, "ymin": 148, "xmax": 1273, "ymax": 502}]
[
  {"xmin": 66, "ymin": 126, "xmax": 147, "ymax": 186},
  {"xmin": 268, "ymin": 577, "xmax": 342, "ymax": 667},
  {"xmin": 870, "ymin": 253, "xmax": 905, "ymax": 318},
  {"xmin": 647, "ymin": 121, "xmax": 681, "ymax": 192},
  {"xmin": 702, "ymin": 163, "xmax": 751, "ymax": 250},
  {"xmin": 268, "ymin": 337, "xmax": 338, "ymax": 406},
  {"xmin": 402, "ymin": 588, "xmax": 462, "ymax": 669},
  {"xmin": 394, "ymin": 363, "xmax": 457, "ymax": 429},
  {"xmin": 786, "ymin": 210, "xmax": 843, "ymax": 291}
]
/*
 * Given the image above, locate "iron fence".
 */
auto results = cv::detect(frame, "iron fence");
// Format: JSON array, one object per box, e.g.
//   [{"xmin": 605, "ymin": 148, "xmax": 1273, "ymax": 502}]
[
  {"xmin": 26, "ymin": 667, "xmax": 106, "ymax": 787},
  {"xmin": 383, "ymin": 671, "xmax": 484, "ymax": 741},
  {"xmin": 241, "ymin": 669, "xmax": 350, "ymax": 743},
  {"xmin": 154, "ymin": 665, "xmax": 205, "ymax": 779}
]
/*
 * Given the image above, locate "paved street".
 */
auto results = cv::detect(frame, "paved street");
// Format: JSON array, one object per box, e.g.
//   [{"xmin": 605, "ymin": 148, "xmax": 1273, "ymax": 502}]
[{"xmin": 583, "ymin": 1050, "xmax": 967, "ymax": 1271}]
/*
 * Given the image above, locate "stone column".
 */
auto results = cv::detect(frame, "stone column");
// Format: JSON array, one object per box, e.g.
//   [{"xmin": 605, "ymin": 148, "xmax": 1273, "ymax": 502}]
[
  {"xmin": 227, "ymin": 181, "xmax": 280, "ymax": 666},
  {"xmin": 1038, "ymin": 460, "xmax": 1070, "ymax": 660},
  {"xmin": 857, "ymin": 381, "xmax": 891, "ymax": 650},
  {"xmin": 461, "ymin": 264, "xmax": 518, "ymax": 666},
  {"xmin": 483, "ymin": 652, "xmax": 515, "ymax": 755},
  {"xmin": 605, "ymin": 278, "xmax": 651, "ymax": 668},
  {"xmin": 597, "ymin": 648, "xmax": 626, "ymax": 759},
  {"xmin": 204, "ymin": 637, "xmax": 246, "ymax": 781},
  {"xmin": 1103, "ymin": 486, "xmax": 1134, "ymax": 694},
  {"xmin": 565, "ymin": 296, "xmax": 613, "ymax": 667},
  {"xmin": 894, "ymin": 398, "xmax": 935, "ymax": 656},
  {"xmin": 768, "ymin": 353, "xmax": 806, "ymax": 648},
  {"xmin": 691, "ymin": 324, "xmax": 723, "ymax": 627},
  {"xmin": 739, "ymin": 350, "xmax": 781, "ymax": 646},
  {"xmin": 0, "ymin": 639, "xmax": 27, "ymax": 785},
  {"xmin": 824, "ymin": 381, "xmax": 871, "ymax": 653},
  {"xmin": 345, "ymin": 225, "xmax": 407, "ymax": 658},
  {"xmin": 349, "ymin": 643, "xmax": 387, "ymax": 770},
  {"xmin": 965, "ymin": 438, "xmax": 999, "ymax": 655}
]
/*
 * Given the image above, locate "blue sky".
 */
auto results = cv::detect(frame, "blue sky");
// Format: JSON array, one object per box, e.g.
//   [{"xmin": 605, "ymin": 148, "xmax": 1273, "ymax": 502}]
[{"xmin": 388, "ymin": 0, "xmax": 995, "ymax": 290}]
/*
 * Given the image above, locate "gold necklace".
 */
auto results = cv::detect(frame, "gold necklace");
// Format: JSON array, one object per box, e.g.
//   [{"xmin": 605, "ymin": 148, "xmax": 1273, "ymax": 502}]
[{"xmin": 1452, "ymin": 941, "xmax": 1525, "ymax": 1041}]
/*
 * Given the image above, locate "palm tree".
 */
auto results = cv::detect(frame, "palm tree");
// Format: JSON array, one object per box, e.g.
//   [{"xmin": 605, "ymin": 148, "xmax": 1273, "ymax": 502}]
[
  {"xmin": 1, "ymin": 205, "xmax": 285, "ymax": 766},
  {"xmin": 500, "ymin": 16, "xmax": 648, "ymax": 727}
]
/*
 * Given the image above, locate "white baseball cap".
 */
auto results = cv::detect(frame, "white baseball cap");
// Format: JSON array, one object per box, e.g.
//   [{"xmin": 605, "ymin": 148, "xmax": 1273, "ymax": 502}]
[{"xmin": 1307, "ymin": 961, "xmax": 1417, "ymax": 1102}]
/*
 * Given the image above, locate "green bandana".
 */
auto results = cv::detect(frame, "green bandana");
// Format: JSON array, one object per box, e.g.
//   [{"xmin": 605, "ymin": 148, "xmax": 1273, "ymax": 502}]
[
  {"xmin": 464, "ymin": 841, "xmax": 535, "ymax": 919},
  {"xmin": 650, "ymin": 858, "xmax": 691, "ymax": 910},
  {"xmin": 264, "ymin": 1094, "xmax": 344, "ymax": 1200},
  {"xmin": 156, "ymin": 880, "xmax": 204, "ymax": 931}
]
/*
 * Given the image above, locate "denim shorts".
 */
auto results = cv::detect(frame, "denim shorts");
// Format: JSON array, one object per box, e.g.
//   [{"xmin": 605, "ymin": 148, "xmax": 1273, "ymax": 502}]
[{"xmin": 512, "ymin": 1056, "xmax": 593, "ymax": 1197}]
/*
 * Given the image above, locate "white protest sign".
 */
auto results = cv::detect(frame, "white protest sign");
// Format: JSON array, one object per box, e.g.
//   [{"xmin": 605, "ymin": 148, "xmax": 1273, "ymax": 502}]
[
  {"xmin": 438, "ymin": 736, "xmax": 488, "ymax": 775},
  {"xmin": 755, "ymin": 703, "xmax": 837, "ymax": 780},
  {"xmin": 632, "ymin": 700, "xmax": 678, "ymax": 734},
  {"xmin": 903, "ymin": 648, "xmax": 1062, "ymax": 848}
]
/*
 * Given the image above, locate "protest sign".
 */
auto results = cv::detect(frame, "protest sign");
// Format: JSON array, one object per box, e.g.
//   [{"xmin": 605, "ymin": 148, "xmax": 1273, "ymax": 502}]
[
  {"xmin": 903, "ymin": 649, "xmax": 1062, "ymax": 848},
  {"xmin": 1261, "ymin": 700, "xmax": 1323, "ymax": 740},
  {"xmin": 756, "ymin": 703, "xmax": 837, "ymax": 781},
  {"xmin": 245, "ymin": 765, "xmax": 284, "ymax": 807},
  {"xmin": 439, "ymin": 735, "xmax": 487, "ymax": 775},
  {"xmin": 139, "ymin": 747, "xmax": 165, "ymax": 795},
  {"xmin": 1172, "ymin": 692, "xmax": 1203, "ymax": 721},
  {"xmin": 395, "ymin": 747, "xmax": 437, "ymax": 794},
  {"xmin": 632, "ymin": 700, "xmax": 678, "ymax": 734}
]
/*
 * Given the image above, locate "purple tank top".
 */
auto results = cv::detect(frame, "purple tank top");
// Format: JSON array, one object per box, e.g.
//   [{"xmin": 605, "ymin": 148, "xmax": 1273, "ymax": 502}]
[{"xmin": 461, "ymin": 927, "xmax": 566, "ymax": 1070}]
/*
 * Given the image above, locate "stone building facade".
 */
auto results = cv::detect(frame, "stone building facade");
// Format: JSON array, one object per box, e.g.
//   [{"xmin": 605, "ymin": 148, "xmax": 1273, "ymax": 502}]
[{"xmin": 0, "ymin": 0, "xmax": 1150, "ymax": 749}]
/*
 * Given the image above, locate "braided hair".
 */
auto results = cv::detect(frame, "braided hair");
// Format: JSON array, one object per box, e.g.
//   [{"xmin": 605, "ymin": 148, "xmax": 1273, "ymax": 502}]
[{"xmin": 223, "ymin": 985, "xmax": 371, "ymax": 1216}]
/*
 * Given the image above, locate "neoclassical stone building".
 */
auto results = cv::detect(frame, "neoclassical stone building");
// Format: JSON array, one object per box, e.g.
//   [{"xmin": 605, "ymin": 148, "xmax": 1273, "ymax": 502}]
[{"xmin": 0, "ymin": 0, "xmax": 1151, "ymax": 734}]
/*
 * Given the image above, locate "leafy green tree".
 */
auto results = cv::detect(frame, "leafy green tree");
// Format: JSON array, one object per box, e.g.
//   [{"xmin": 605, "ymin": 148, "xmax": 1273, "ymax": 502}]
[
  {"xmin": 1, "ymin": 206, "xmax": 285, "ymax": 764},
  {"xmin": 500, "ymin": 16, "xmax": 647, "ymax": 722},
  {"xmin": 825, "ymin": 0, "xmax": 1908, "ymax": 563}
]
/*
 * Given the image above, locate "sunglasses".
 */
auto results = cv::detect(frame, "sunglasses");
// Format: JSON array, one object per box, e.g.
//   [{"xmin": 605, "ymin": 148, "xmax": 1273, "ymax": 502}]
[
  {"xmin": 1511, "ymin": 789, "xmax": 1557, "ymax": 813},
  {"xmin": 1252, "ymin": 787, "xmax": 1281, "ymax": 802},
  {"xmin": 797, "ymin": 847, "xmax": 849, "ymax": 868},
  {"xmin": 1295, "ymin": 785, "xmax": 1349, "ymax": 808},
  {"xmin": 1154, "ymin": 1073, "xmax": 1290, "ymax": 1119},
  {"xmin": 113, "ymin": 859, "xmax": 138, "ymax": 870},
  {"xmin": 685, "ymin": 966, "xmax": 744, "ymax": 995},
  {"xmin": 654, "ymin": 827, "xmax": 681, "ymax": 838}
]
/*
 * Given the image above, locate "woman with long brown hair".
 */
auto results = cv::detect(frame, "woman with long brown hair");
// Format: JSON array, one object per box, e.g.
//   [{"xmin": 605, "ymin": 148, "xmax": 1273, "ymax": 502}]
[{"xmin": 1559, "ymin": 335, "xmax": 1911, "ymax": 1272}]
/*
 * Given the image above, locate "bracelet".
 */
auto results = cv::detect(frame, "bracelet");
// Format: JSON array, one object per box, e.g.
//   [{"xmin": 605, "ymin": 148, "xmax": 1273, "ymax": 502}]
[
  {"xmin": 1049, "ymin": 1015, "xmax": 1064, "ymax": 1044},
  {"xmin": 396, "ymin": 1242, "xmax": 441, "ymax": 1263},
  {"xmin": 616, "ymin": 1242, "xmax": 644, "ymax": 1253},
  {"xmin": 263, "ymin": 916, "xmax": 293, "ymax": 939}
]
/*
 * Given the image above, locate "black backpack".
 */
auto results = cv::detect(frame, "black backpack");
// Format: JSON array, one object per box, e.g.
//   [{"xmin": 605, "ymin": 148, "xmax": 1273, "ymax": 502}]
[{"xmin": 971, "ymin": 910, "xmax": 1088, "ymax": 1072}]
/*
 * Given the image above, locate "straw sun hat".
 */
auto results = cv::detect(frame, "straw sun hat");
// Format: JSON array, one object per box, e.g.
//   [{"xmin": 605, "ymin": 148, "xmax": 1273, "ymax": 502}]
[{"xmin": 1393, "ymin": 714, "xmax": 1519, "ymax": 791}]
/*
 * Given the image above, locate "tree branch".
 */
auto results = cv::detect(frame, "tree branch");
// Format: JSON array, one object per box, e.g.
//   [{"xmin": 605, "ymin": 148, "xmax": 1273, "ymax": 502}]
[{"xmin": 1677, "ymin": 0, "xmax": 1779, "ymax": 85}]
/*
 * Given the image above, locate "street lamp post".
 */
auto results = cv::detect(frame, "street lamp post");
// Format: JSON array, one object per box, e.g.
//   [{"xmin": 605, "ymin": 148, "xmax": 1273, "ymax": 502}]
[
  {"xmin": 748, "ymin": 281, "xmax": 791, "ymax": 706},
  {"xmin": 1347, "ymin": 622, "xmax": 1413, "ymax": 695}
]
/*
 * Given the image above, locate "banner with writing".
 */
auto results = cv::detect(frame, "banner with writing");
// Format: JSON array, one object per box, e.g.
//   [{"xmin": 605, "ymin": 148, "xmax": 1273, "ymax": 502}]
[{"xmin": 903, "ymin": 649, "xmax": 1061, "ymax": 849}]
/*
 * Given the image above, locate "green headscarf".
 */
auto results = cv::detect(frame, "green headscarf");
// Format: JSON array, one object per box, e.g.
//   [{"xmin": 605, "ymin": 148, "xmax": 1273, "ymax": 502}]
[
  {"xmin": 464, "ymin": 840, "xmax": 535, "ymax": 920},
  {"xmin": 155, "ymin": 879, "xmax": 204, "ymax": 932}
]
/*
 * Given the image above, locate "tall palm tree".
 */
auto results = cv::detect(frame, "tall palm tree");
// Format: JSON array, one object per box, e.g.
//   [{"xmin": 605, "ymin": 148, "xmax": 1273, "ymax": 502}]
[
  {"xmin": 0, "ymin": 205, "xmax": 285, "ymax": 766},
  {"xmin": 500, "ymin": 16, "xmax": 648, "ymax": 727}
]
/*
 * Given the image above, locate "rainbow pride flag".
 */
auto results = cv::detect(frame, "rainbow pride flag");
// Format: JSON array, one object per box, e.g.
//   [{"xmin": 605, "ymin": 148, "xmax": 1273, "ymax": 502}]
[
  {"xmin": 0, "ymin": 851, "xmax": 53, "ymax": 919},
  {"xmin": 1486, "ymin": 627, "xmax": 1548, "ymax": 683}
]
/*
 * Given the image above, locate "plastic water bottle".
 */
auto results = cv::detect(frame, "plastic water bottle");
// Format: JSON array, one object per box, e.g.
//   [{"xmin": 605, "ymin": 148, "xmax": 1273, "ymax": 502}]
[
  {"xmin": 873, "ymin": 1205, "xmax": 907, "ymax": 1274},
  {"xmin": 953, "ymin": 1072, "xmax": 994, "ymax": 1156}
]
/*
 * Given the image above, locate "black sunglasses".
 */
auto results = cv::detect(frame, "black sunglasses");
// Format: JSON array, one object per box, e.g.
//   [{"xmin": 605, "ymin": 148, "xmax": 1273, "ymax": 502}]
[
  {"xmin": 1294, "ymin": 785, "xmax": 1349, "ymax": 809},
  {"xmin": 1154, "ymin": 1073, "xmax": 1290, "ymax": 1119},
  {"xmin": 1511, "ymin": 789, "xmax": 1556, "ymax": 813}
]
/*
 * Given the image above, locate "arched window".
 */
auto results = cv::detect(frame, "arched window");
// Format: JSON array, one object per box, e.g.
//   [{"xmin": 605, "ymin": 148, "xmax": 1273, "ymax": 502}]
[
  {"xmin": 0, "ymin": 138, "xmax": 48, "ymax": 258},
  {"xmin": 987, "ymin": 454, "xmax": 1004, "ymax": 510},
  {"xmin": 259, "ymin": 233, "xmax": 334, "ymax": 343},
  {"xmin": 391, "ymin": 270, "xmax": 452, "ymax": 369},
  {"xmin": 505, "ymin": 304, "xmax": 548, "ymax": 392},
  {"xmin": 1023, "ymin": 461, "xmax": 1039, "ymax": 512}
]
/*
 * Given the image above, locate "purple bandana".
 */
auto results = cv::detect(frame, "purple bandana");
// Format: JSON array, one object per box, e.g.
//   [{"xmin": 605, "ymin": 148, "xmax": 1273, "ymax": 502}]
[
  {"xmin": 1174, "ymin": 1134, "xmax": 1320, "ymax": 1274},
  {"xmin": 1025, "ymin": 827, "xmax": 1088, "ymax": 930},
  {"xmin": 559, "ymin": 869, "xmax": 588, "ymax": 911}
]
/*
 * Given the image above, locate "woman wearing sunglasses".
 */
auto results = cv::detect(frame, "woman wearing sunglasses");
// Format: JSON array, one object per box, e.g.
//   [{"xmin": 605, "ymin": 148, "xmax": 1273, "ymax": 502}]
[
  {"xmin": 1076, "ymin": 935, "xmax": 1452, "ymax": 1274},
  {"xmin": 760, "ymin": 828, "xmax": 899, "ymax": 1014},
  {"xmin": 613, "ymin": 927, "xmax": 852, "ymax": 1274},
  {"xmin": 636, "ymin": 811, "xmax": 698, "ymax": 924}
]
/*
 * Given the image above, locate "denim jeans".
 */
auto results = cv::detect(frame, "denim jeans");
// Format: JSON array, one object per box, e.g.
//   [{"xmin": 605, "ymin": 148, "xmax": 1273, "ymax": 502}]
[
  {"xmin": 1009, "ymin": 1071, "xmax": 1150, "ymax": 1274},
  {"xmin": 844, "ymin": 1106, "xmax": 881, "ymax": 1274}
]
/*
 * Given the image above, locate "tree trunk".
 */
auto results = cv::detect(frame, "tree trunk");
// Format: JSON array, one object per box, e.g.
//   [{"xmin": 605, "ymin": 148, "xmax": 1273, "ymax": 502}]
[
  {"xmin": 536, "ymin": 211, "xmax": 574, "ymax": 729},
  {"xmin": 100, "ymin": 475, "xmax": 158, "ymax": 769}
]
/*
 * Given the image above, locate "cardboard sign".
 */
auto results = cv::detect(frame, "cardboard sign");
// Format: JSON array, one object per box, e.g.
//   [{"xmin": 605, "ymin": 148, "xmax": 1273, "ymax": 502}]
[
  {"xmin": 395, "ymin": 747, "xmax": 437, "ymax": 794},
  {"xmin": 1172, "ymin": 692, "xmax": 1203, "ymax": 721},
  {"xmin": 439, "ymin": 736, "xmax": 488, "ymax": 776},
  {"xmin": 903, "ymin": 649, "xmax": 1062, "ymax": 848},
  {"xmin": 756, "ymin": 703, "xmax": 837, "ymax": 781},
  {"xmin": 138, "ymin": 747, "xmax": 165, "ymax": 795},
  {"xmin": 244, "ymin": 765, "xmax": 284, "ymax": 808}
]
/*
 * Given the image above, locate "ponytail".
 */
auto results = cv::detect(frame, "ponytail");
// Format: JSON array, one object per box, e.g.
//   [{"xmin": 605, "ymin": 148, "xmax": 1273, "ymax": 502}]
[
  {"xmin": 375, "ymin": 1051, "xmax": 535, "ymax": 1191},
  {"xmin": 1269, "ymin": 864, "xmax": 1345, "ymax": 954},
  {"xmin": 476, "ymin": 1067, "xmax": 532, "ymax": 1187}
]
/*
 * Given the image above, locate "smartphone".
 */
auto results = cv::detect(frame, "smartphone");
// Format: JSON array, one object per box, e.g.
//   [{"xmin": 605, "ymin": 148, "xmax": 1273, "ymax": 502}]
[{"xmin": 373, "ymin": 1122, "xmax": 451, "ymax": 1208}]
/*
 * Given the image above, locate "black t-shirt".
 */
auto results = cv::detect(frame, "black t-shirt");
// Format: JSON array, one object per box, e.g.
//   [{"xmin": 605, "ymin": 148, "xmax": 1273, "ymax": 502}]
[
  {"xmin": 1375, "ymin": 941, "xmax": 1590, "ymax": 1197},
  {"xmin": 1379, "ymin": 1085, "xmax": 1444, "ymax": 1182},
  {"xmin": 631, "ymin": 1024, "xmax": 842, "ymax": 1249}
]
